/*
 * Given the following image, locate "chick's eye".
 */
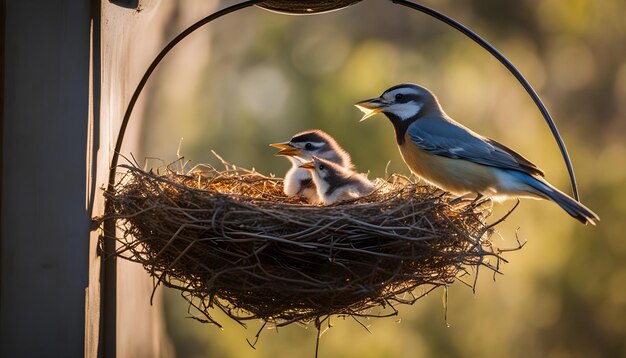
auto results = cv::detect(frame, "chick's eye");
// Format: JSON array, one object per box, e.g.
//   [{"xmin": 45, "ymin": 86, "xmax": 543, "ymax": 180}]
[
  {"xmin": 305, "ymin": 143, "xmax": 313, "ymax": 150},
  {"xmin": 395, "ymin": 93, "xmax": 404, "ymax": 101},
  {"xmin": 318, "ymin": 164, "xmax": 325, "ymax": 171}
]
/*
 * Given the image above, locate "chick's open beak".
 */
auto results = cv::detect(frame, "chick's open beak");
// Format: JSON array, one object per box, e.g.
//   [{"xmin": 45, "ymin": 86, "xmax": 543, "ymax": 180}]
[
  {"xmin": 299, "ymin": 161, "xmax": 315, "ymax": 170},
  {"xmin": 270, "ymin": 142, "xmax": 301, "ymax": 156},
  {"xmin": 355, "ymin": 97, "xmax": 387, "ymax": 122}
]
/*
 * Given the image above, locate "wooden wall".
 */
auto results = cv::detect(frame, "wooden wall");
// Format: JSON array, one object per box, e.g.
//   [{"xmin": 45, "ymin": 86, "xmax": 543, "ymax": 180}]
[
  {"xmin": 1, "ymin": 1, "xmax": 92, "ymax": 356},
  {"xmin": 1, "ymin": 1, "xmax": 173, "ymax": 356}
]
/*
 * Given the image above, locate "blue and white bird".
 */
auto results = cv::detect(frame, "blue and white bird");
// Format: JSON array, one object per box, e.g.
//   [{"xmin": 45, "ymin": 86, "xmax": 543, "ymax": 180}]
[{"xmin": 355, "ymin": 83, "xmax": 599, "ymax": 225}]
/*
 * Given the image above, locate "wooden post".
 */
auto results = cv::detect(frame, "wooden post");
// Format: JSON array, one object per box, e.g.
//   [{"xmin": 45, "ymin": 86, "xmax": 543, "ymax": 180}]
[
  {"xmin": 1, "ymin": 1, "xmax": 92, "ymax": 356},
  {"xmin": 1, "ymin": 1, "xmax": 171, "ymax": 356}
]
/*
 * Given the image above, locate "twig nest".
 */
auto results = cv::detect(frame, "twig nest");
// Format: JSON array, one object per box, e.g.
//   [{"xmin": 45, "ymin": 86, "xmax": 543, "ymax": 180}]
[{"xmin": 103, "ymin": 161, "xmax": 505, "ymax": 327}]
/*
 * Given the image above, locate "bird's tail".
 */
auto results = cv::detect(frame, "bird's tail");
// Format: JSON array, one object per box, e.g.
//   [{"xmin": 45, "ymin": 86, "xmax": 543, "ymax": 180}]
[{"xmin": 519, "ymin": 173, "xmax": 599, "ymax": 225}]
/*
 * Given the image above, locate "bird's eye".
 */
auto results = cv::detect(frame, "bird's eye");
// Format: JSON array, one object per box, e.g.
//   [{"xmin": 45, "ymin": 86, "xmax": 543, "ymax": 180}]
[
  {"xmin": 305, "ymin": 143, "xmax": 313, "ymax": 150},
  {"xmin": 395, "ymin": 93, "xmax": 404, "ymax": 101},
  {"xmin": 318, "ymin": 164, "xmax": 325, "ymax": 171}
]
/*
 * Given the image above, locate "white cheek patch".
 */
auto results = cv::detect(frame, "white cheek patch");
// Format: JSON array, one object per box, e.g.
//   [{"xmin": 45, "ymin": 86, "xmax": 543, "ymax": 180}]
[
  {"xmin": 388, "ymin": 102, "xmax": 423, "ymax": 121},
  {"xmin": 296, "ymin": 153, "xmax": 313, "ymax": 162},
  {"xmin": 287, "ymin": 156, "xmax": 304, "ymax": 165},
  {"xmin": 310, "ymin": 170, "xmax": 329, "ymax": 195}
]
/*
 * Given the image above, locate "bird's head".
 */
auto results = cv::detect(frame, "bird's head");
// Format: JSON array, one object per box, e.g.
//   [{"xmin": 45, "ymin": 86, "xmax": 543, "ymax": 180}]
[
  {"xmin": 270, "ymin": 129, "xmax": 351, "ymax": 167},
  {"xmin": 355, "ymin": 83, "xmax": 441, "ymax": 122},
  {"xmin": 299, "ymin": 155, "xmax": 341, "ymax": 182}
]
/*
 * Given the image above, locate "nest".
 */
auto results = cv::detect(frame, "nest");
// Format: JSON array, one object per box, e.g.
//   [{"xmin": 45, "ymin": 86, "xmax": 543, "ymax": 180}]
[{"xmin": 102, "ymin": 159, "xmax": 514, "ymax": 328}]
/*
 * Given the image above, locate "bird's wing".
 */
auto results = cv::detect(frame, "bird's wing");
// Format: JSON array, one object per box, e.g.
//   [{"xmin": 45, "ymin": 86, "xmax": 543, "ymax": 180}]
[{"xmin": 407, "ymin": 117, "xmax": 544, "ymax": 177}]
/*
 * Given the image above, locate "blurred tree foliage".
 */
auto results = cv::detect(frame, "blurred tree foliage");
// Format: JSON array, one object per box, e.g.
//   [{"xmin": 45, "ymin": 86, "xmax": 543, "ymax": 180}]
[{"xmin": 141, "ymin": 0, "xmax": 626, "ymax": 356}]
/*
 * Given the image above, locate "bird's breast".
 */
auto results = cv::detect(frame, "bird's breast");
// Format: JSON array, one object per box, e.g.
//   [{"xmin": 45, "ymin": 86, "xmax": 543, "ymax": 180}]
[{"xmin": 284, "ymin": 167, "xmax": 312, "ymax": 197}]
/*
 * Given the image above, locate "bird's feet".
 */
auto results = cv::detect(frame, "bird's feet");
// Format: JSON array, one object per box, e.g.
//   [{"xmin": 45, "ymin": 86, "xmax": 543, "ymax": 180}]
[
  {"xmin": 469, "ymin": 193, "xmax": 491, "ymax": 209},
  {"xmin": 448, "ymin": 193, "xmax": 490, "ymax": 209},
  {"xmin": 448, "ymin": 195, "xmax": 466, "ymax": 206}
]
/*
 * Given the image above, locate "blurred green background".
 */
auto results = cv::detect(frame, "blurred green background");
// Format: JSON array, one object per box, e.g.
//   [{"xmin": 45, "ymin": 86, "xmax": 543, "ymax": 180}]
[{"xmin": 138, "ymin": 0, "xmax": 626, "ymax": 356}]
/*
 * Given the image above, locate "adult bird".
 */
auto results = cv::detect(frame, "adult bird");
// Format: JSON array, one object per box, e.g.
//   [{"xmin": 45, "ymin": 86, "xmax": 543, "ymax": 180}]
[
  {"xmin": 300, "ymin": 156, "xmax": 373, "ymax": 205},
  {"xmin": 355, "ymin": 83, "xmax": 599, "ymax": 225},
  {"xmin": 270, "ymin": 129, "xmax": 353, "ymax": 204}
]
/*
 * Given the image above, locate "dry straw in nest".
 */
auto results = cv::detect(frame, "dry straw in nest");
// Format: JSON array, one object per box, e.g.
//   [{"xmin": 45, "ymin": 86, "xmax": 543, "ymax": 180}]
[{"xmin": 101, "ymin": 158, "xmax": 517, "ymax": 329}]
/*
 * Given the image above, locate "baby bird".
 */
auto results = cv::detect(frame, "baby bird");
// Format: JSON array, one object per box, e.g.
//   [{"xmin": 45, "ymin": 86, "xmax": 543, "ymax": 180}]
[
  {"xmin": 270, "ymin": 130, "xmax": 352, "ymax": 203},
  {"xmin": 299, "ymin": 156, "xmax": 374, "ymax": 205}
]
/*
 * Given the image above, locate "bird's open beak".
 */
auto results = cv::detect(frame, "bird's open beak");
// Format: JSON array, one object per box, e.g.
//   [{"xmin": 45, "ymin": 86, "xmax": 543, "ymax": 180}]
[
  {"xmin": 270, "ymin": 142, "xmax": 301, "ymax": 156},
  {"xmin": 299, "ymin": 161, "xmax": 315, "ymax": 170},
  {"xmin": 355, "ymin": 97, "xmax": 387, "ymax": 122}
]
